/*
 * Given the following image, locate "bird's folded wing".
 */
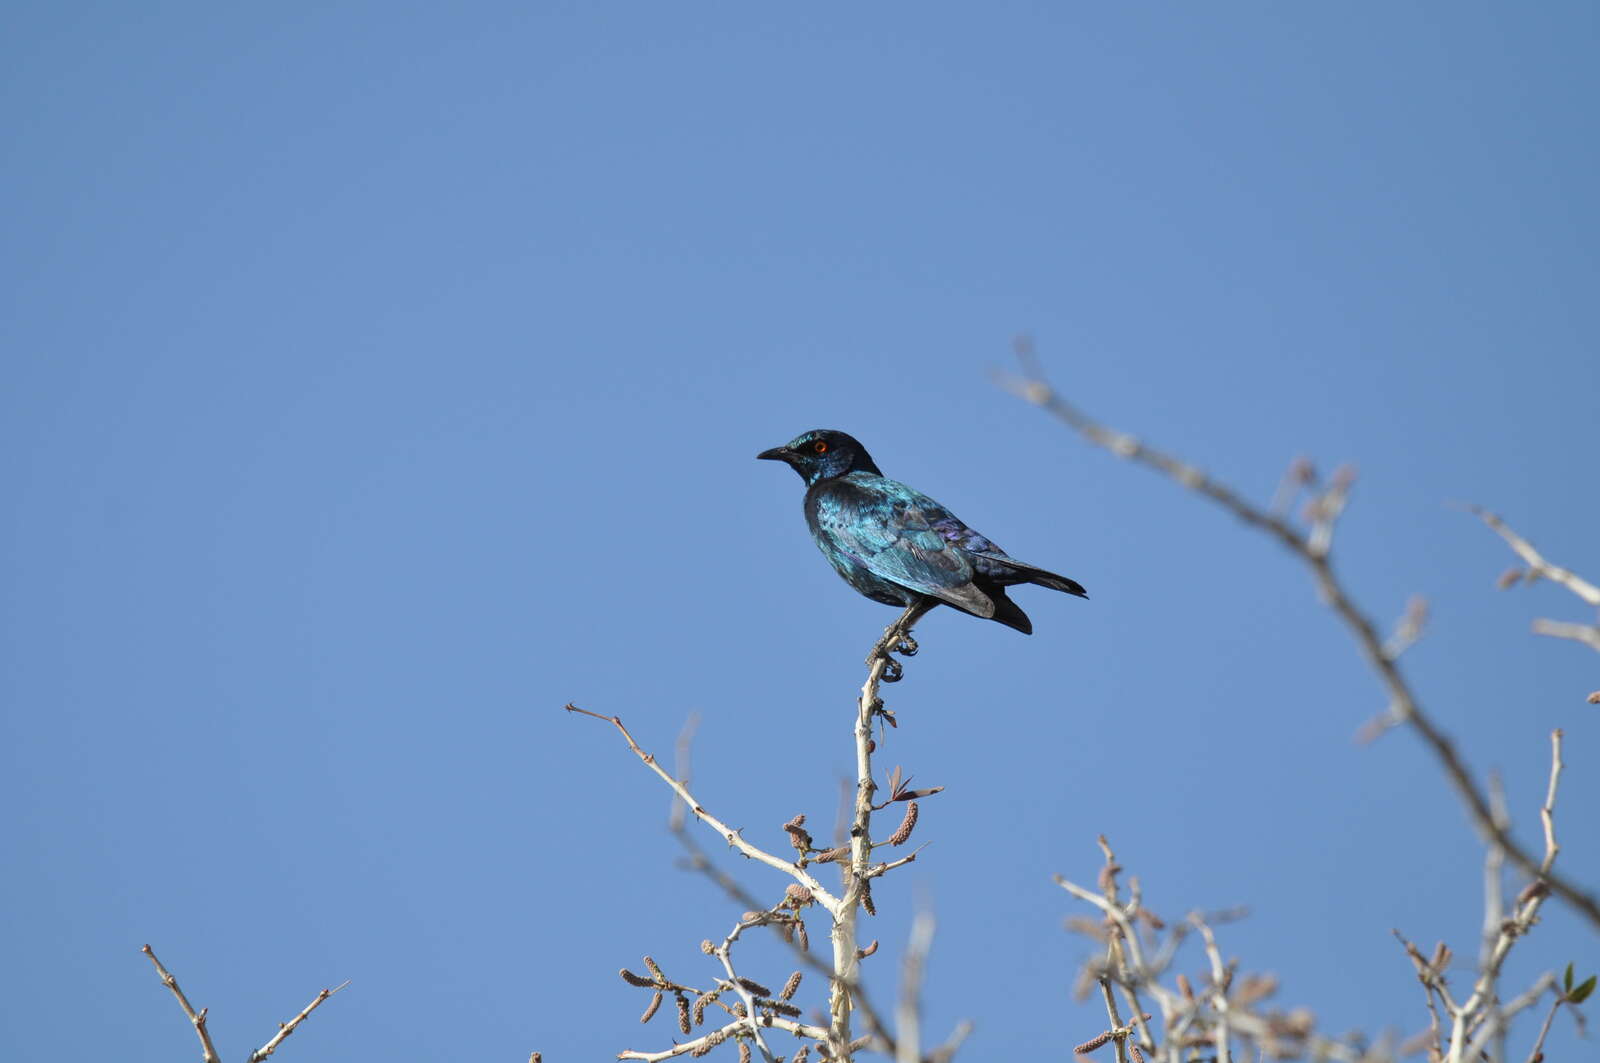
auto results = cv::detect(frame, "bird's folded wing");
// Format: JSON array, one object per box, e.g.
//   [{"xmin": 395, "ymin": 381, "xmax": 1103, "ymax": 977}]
[{"xmin": 813, "ymin": 484, "xmax": 997, "ymax": 617}]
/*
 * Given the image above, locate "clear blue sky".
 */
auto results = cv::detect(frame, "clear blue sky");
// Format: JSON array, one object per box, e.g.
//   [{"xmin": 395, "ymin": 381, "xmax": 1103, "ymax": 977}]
[{"xmin": 3, "ymin": 4, "xmax": 1596, "ymax": 1060}]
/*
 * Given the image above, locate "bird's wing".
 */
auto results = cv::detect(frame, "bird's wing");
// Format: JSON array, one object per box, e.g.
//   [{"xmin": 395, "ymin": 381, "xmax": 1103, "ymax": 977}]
[{"xmin": 810, "ymin": 477, "xmax": 998, "ymax": 617}]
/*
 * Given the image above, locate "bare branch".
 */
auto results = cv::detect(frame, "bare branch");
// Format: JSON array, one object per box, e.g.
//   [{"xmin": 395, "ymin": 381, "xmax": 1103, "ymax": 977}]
[
  {"xmin": 142, "ymin": 945, "xmax": 345, "ymax": 1063},
  {"xmin": 1540, "ymin": 729, "xmax": 1564, "ymax": 876},
  {"xmin": 1189, "ymin": 916, "xmax": 1230, "ymax": 1063},
  {"xmin": 896, "ymin": 910, "xmax": 936, "ymax": 1063},
  {"xmin": 141, "ymin": 945, "xmax": 222, "ymax": 1063},
  {"xmin": 1450, "ymin": 732, "xmax": 1568, "ymax": 1062},
  {"xmin": 565, "ymin": 704, "xmax": 841, "ymax": 914},
  {"xmin": 1531, "ymin": 619, "xmax": 1600, "ymax": 653},
  {"xmin": 999, "ymin": 358, "xmax": 1600, "ymax": 931},
  {"xmin": 926, "ymin": 1020, "xmax": 974, "ymax": 1063},
  {"xmin": 1471, "ymin": 507, "xmax": 1600, "ymax": 607},
  {"xmin": 245, "ymin": 981, "xmax": 350, "ymax": 1063},
  {"xmin": 1522, "ymin": 991, "xmax": 1563, "ymax": 1063},
  {"xmin": 710, "ymin": 915, "xmax": 781, "ymax": 1063},
  {"xmin": 1095, "ymin": 976, "xmax": 1132, "ymax": 1063},
  {"xmin": 669, "ymin": 711, "xmax": 701, "ymax": 833}
]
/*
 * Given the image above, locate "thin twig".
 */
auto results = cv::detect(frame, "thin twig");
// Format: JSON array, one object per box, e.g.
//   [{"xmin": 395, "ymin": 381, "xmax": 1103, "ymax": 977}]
[
  {"xmin": 669, "ymin": 712, "xmax": 701, "ymax": 833},
  {"xmin": 245, "ymin": 981, "xmax": 351, "ymax": 1063},
  {"xmin": 714, "ymin": 916, "xmax": 779, "ymax": 1063},
  {"xmin": 1531, "ymin": 619, "xmax": 1600, "ymax": 653},
  {"xmin": 1522, "ymin": 992, "xmax": 1563, "ymax": 1063},
  {"xmin": 566, "ymin": 704, "xmax": 841, "ymax": 915},
  {"xmin": 1189, "ymin": 916, "xmax": 1230, "ymax": 1063},
  {"xmin": 141, "ymin": 945, "xmax": 222, "ymax": 1063},
  {"xmin": 1479, "ymin": 775, "xmax": 1511, "ymax": 1063},
  {"xmin": 1471, "ymin": 507, "xmax": 1600, "ymax": 607},
  {"xmin": 926, "ymin": 1019, "xmax": 974, "ymax": 1063},
  {"xmin": 896, "ymin": 910, "xmax": 936, "ymax": 1063},
  {"xmin": 1540, "ymin": 729, "xmax": 1563, "ymax": 876},
  {"xmin": 1452, "ymin": 733, "xmax": 1568, "ymax": 1063},
  {"xmin": 1457, "ymin": 732, "xmax": 1566, "ymax": 1015},
  {"xmin": 1097, "ymin": 976, "xmax": 1132, "ymax": 1063}
]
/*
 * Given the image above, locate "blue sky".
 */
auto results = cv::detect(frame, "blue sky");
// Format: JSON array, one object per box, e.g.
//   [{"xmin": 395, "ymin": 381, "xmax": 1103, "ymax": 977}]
[{"xmin": 3, "ymin": 4, "xmax": 1597, "ymax": 1060}]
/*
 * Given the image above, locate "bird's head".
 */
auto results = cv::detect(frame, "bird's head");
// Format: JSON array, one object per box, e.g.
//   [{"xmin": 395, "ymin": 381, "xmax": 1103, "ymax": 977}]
[{"xmin": 757, "ymin": 429, "xmax": 881, "ymax": 485}]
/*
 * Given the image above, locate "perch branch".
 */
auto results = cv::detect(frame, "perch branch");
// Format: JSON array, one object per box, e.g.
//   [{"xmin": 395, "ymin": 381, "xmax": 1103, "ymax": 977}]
[{"xmin": 831, "ymin": 600, "xmax": 931, "ymax": 1057}]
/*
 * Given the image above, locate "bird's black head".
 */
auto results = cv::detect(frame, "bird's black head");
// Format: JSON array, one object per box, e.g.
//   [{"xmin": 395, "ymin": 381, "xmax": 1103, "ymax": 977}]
[{"xmin": 757, "ymin": 429, "xmax": 881, "ymax": 485}]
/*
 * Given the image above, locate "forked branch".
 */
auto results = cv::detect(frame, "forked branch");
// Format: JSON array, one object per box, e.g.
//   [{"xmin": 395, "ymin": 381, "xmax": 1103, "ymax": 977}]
[{"xmin": 141, "ymin": 945, "xmax": 346, "ymax": 1063}]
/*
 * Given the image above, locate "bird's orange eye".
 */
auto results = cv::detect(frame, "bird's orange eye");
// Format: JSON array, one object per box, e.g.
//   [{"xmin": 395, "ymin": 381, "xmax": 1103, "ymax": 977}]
[{"xmin": 813, "ymin": 440, "xmax": 828, "ymax": 454}]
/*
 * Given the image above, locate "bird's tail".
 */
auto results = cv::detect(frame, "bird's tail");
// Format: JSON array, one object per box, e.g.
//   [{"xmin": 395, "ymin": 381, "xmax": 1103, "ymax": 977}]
[
  {"xmin": 987, "ymin": 588, "xmax": 1034, "ymax": 635},
  {"xmin": 976, "ymin": 552, "xmax": 1089, "ymax": 599}
]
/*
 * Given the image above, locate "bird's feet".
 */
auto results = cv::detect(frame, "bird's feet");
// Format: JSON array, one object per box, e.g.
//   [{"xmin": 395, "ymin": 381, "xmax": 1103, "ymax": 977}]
[
  {"xmin": 867, "ymin": 603, "xmax": 931, "ymax": 682},
  {"xmin": 877, "ymin": 630, "xmax": 920, "ymax": 683}
]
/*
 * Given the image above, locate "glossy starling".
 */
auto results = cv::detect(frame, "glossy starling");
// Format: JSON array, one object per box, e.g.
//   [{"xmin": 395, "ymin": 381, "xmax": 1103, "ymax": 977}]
[{"xmin": 758, "ymin": 429, "xmax": 1086, "ymax": 634}]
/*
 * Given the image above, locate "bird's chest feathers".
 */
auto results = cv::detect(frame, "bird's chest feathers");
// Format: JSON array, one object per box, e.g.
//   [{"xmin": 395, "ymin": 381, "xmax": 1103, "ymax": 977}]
[{"xmin": 801, "ymin": 483, "xmax": 917, "ymax": 603}]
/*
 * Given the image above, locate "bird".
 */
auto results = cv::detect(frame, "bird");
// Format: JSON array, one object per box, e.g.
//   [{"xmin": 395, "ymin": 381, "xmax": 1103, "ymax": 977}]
[{"xmin": 757, "ymin": 429, "xmax": 1086, "ymax": 634}]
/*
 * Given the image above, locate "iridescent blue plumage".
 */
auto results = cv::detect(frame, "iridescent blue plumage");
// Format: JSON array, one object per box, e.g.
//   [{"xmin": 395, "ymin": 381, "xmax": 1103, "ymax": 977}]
[{"xmin": 757, "ymin": 429, "xmax": 1087, "ymax": 634}]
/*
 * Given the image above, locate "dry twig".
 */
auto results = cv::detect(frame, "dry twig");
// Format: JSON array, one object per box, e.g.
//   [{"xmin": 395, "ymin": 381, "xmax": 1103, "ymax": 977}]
[
  {"xmin": 565, "ymin": 704, "xmax": 842, "ymax": 915},
  {"xmin": 142, "ymin": 946, "xmax": 222, "ymax": 1063},
  {"xmin": 141, "ymin": 945, "xmax": 346, "ymax": 1063}
]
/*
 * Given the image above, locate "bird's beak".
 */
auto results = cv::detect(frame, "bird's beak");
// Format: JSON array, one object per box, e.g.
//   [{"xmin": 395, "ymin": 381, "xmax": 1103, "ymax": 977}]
[{"xmin": 756, "ymin": 446, "xmax": 793, "ymax": 463}]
